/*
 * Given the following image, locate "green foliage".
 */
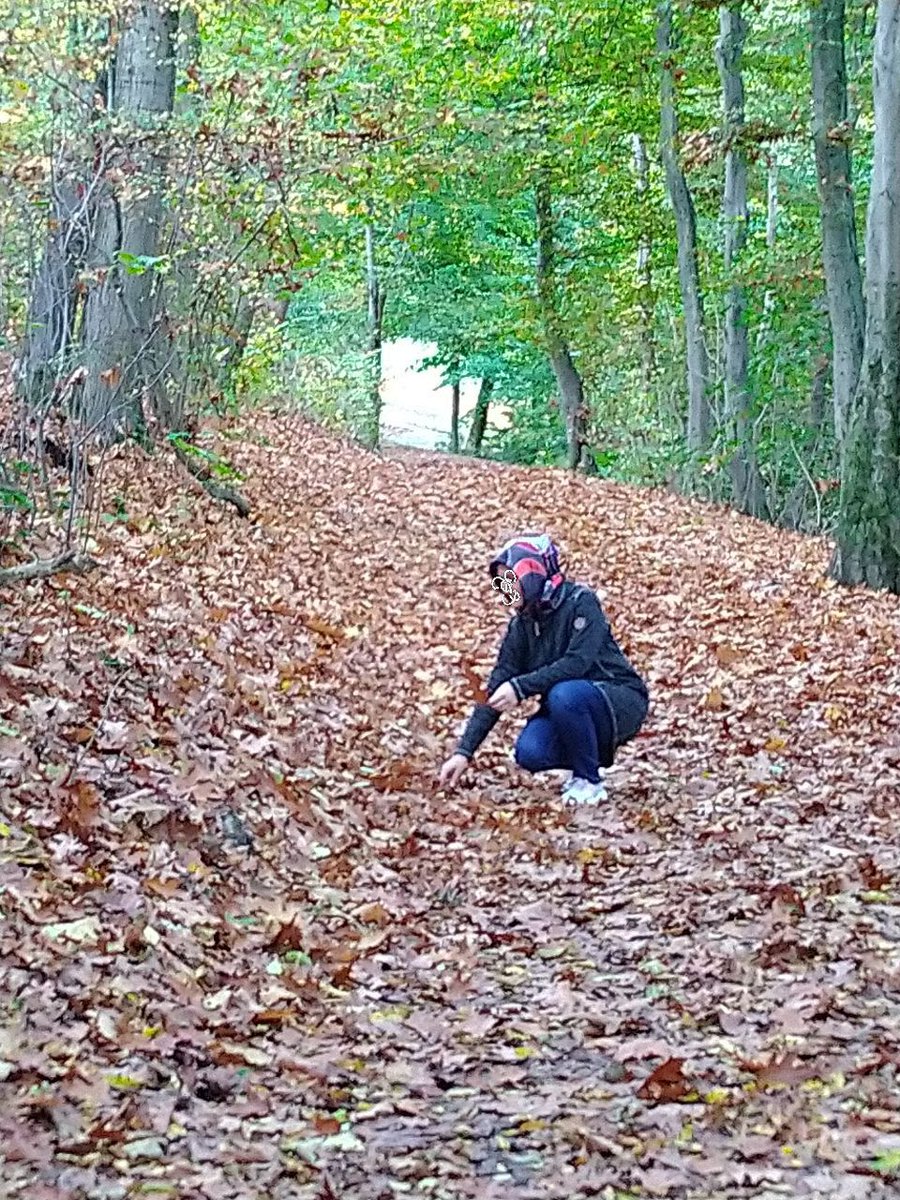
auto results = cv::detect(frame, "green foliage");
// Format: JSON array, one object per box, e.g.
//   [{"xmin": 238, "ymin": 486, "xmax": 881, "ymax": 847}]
[
  {"xmin": 482, "ymin": 402, "xmax": 566, "ymax": 466},
  {"xmin": 0, "ymin": 0, "xmax": 882, "ymax": 532},
  {"xmin": 100, "ymin": 495, "xmax": 128, "ymax": 526},
  {"xmin": 873, "ymin": 1147, "xmax": 900, "ymax": 1175},
  {"xmin": 116, "ymin": 252, "xmax": 170, "ymax": 276},
  {"xmin": 0, "ymin": 485, "xmax": 33, "ymax": 513},
  {"xmin": 166, "ymin": 433, "xmax": 243, "ymax": 482}
]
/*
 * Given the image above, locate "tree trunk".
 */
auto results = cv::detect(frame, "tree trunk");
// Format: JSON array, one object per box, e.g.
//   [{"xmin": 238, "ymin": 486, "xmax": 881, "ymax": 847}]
[
  {"xmin": 810, "ymin": 0, "xmax": 865, "ymax": 453},
  {"xmin": 217, "ymin": 292, "xmax": 256, "ymax": 396},
  {"xmin": 174, "ymin": 5, "xmax": 200, "ymax": 116},
  {"xmin": 766, "ymin": 155, "xmax": 778, "ymax": 249},
  {"xmin": 79, "ymin": 2, "xmax": 178, "ymax": 442},
  {"xmin": 534, "ymin": 172, "xmax": 592, "ymax": 472},
  {"xmin": 466, "ymin": 377, "xmax": 493, "ymax": 454},
  {"xmin": 18, "ymin": 49, "xmax": 103, "ymax": 412},
  {"xmin": 658, "ymin": 0, "xmax": 712, "ymax": 454},
  {"xmin": 167, "ymin": 3, "xmax": 201, "ymax": 424},
  {"xmin": 549, "ymin": 345, "xmax": 588, "ymax": 472},
  {"xmin": 831, "ymin": 0, "xmax": 900, "ymax": 592},
  {"xmin": 364, "ymin": 222, "xmax": 385, "ymax": 450},
  {"xmin": 631, "ymin": 133, "xmax": 657, "ymax": 394},
  {"xmin": 19, "ymin": 173, "xmax": 88, "ymax": 408},
  {"xmin": 810, "ymin": 352, "xmax": 830, "ymax": 428},
  {"xmin": 450, "ymin": 380, "xmax": 461, "ymax": 453},
  {"xmin": 716, "ymin": 1, "xmax": 768, "ymax": 518}
]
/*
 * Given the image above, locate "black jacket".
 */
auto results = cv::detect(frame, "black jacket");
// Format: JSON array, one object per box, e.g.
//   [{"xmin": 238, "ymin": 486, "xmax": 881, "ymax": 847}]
[{"xmin": 456, "ymin": 581, "xmax": 649, "ymax": 761}]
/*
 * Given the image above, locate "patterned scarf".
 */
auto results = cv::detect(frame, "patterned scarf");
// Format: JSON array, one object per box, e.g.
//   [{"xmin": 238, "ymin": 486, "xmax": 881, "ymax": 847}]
[{"xmin": 488, "ymin": 533, "xmax": 565, "ymax": 612}]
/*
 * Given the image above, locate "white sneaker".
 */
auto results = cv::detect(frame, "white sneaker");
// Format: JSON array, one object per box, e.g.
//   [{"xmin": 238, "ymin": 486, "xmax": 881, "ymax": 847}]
[{"xmin": 561, "ymin": 776, "xmax": 608, "ymax": 806}]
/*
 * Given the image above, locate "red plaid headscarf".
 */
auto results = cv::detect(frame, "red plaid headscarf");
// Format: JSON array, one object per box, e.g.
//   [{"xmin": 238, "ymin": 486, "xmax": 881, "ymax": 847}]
[{"xmin": 489, "ymin": 533, "xmax": 565, "ymax": 611}]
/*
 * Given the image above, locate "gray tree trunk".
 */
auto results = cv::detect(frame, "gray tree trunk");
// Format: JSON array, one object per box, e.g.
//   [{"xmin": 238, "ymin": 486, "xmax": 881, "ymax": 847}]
[
  {"xmin": 810, "ymin": 0, "xmax": 865, "ymax": 453},
  {"xmin": 832, "ymin": 0, "xmax": 900, "ymax": 592},
  {"xmin": 535, "ymin": 172, "xmax": 592, "ymax": 472},
  {"xmin": 716, "ymin": 1, "xmax": 768, "ymax": 518},
  {"xmin": 810, "ymin": 351, "xmax": 830, "ymax": 428},
  {"xmin": 79, "ymin": 1, "xmax": 178, "ymax": 441},
  {"xmin": 658, "ymin": 0, "xmax": 712, "ymax": 454},
  {"xmin": 449, "ymin": 381, "xmax": 461, "ymax": 453},
  {"xmin": 364, "ymin": 222, "xmax": 385, "ymax": 449},
  {"xmin": 19, "ymin": 173, "xmax": 88, "ymax": 408},
  {"xmin": 631, "ymin": 133, "xmax": 657, "ymax": 393},
  {"xmin": 18, "ymin": 49, "xmax": 103, "ymax": 413},
  {"xmin": 465, "ymin": 377, "xmax": 493, "ymax": 454},
  {"xmin": 766, "ymin": 156, "xmax": 778, "ymax": 249}
]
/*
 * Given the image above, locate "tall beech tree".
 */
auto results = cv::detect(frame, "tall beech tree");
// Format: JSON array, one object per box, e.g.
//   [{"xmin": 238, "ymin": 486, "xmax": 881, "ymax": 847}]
[
  {"xmin": 832, "ymin": 0, "xmax": 900, "ymax": 592},
  {"xmin": 716, "ymin": 0, "xmax": 767, "ymax": 518},
  {"xmin": 80, "ymin": 1, "xmax": 179, "ymax": 440},
  {"xmin": 811, "ymin": 0, "xmax": 865, "ymax": 455},
  {"xmin": 658, "ymin": 0, "xmax": 711, "ymax": 456},
  {"xmin": 535, "ymin": 168, "xmax": 591, "ymax": 472}
]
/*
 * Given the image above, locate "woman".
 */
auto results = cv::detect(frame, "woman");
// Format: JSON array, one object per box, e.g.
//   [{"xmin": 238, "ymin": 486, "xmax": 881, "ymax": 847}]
[{"xmin": 439, "ymin": 533, "xmax": 649, "ymax": 805}]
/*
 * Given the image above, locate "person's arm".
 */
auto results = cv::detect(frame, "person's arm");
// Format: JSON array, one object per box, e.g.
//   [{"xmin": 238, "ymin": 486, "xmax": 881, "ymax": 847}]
[
  {"xmin": 509, "ymin": 589, "xmax": 608, "ymax": 700},
  {"xmin": 455, "ymin": 619, "xmax": 526, "ymax": 758}
]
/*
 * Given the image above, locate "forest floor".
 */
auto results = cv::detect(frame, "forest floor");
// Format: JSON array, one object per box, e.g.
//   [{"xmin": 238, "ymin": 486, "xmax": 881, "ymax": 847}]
[{"xmin": 2, "ymin": 412, "xmax": 900, "ymax": 1200}]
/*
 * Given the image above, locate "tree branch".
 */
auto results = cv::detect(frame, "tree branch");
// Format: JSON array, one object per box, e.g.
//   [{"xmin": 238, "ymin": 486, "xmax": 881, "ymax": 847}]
[
  {"xmin": 172, "ymin": 443, "xmax": 251, "ymax": 517},
  {"xmin": 0, "ymin": 550, "xmax": 99, "ymax": 585}
]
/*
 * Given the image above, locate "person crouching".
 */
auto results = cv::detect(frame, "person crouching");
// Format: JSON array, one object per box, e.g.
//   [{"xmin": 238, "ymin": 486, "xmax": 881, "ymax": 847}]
[{"xmin": 439, "ymin": 533, "xmax": 649, "ymax": 805}]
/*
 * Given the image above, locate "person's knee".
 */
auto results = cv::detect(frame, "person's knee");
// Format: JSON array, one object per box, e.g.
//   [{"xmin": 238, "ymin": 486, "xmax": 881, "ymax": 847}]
[
  {"xmin": 514, "ymin": 734, "xmax": 543, "ymax": 773},
  {"xmin": 546, "ymin": 679, "xmax": 591, "ymax": 714}
]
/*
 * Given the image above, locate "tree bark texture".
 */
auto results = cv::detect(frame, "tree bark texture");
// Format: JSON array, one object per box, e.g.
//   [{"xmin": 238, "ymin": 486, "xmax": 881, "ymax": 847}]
[
  {"xmin": 535, "ymin": 172, "xmax": 591, "ymax": 472},
  {"xmin": 716, "ymin": 1, "xmax": 768, "ymax": 518},
  {"xmin": 79, "ymin": 1, "xmax": 178, "ymax": 442},
  {"xmin": 810, "ymin": 0, "xmax": 865, "ymax": 452},
  {"xmin": 20, "ymin": 172, "xmax": 90, "ymax": 409},
  {"xmin": 832, "ymin": 0, "xmax": 900, "ymax": 592},
  {"xmin": 466, "ymin": 377, "xmax": 493, "ymax": 454}
]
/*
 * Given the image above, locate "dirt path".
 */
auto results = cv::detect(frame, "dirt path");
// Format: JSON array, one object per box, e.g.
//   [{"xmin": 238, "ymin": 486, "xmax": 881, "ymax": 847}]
[{"xmin": 2, "ymin": 414, "xmax": 899, "ymax": 1198}]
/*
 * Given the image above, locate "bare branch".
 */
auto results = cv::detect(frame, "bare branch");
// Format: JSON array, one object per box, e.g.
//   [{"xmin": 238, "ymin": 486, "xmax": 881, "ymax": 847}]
[{"xmin": 0, "ymin": 550, "xmax": 99, "ymax": 585}]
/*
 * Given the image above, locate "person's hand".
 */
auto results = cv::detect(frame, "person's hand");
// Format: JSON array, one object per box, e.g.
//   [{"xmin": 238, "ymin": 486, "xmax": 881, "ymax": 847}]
[
  {"xmin": 439, "ymin": 753, "xmax": 469, "ymax": 789},
  {"xmin": 488, "ymin": 682, "xmax": 519, "ymax": 713}
]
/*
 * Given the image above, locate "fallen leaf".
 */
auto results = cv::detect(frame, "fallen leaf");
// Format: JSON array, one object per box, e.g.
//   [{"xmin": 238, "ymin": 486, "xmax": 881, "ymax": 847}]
[
  {"xmin": 638, "ymin": 1058, "xmax": 691, "ymax": 1102},
  {"xmin": 41, "ymin": 917, "xmax": 101, "ymax": 944}
]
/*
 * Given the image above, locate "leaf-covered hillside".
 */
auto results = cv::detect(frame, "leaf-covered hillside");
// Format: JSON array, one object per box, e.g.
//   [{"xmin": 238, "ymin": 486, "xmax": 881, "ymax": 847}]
[{"xmin": 2, "ymin": 414, "xmax": 900, "ymax": 1199}]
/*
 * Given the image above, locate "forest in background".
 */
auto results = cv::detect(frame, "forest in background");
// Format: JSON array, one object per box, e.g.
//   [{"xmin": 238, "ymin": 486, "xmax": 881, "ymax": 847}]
[
  {"xmin": 1, "ymin": 0, "xmax": 899, "ymax": 591},
  {"xmin": 5, "ymin": 5, "xmax": 900, "ymax": 1195}
]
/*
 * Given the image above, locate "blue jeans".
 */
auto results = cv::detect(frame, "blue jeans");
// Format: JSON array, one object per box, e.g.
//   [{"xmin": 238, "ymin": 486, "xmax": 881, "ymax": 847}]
[{"xmin": 514, "ymin": 680, "xmax": 615, "ymax": 785}]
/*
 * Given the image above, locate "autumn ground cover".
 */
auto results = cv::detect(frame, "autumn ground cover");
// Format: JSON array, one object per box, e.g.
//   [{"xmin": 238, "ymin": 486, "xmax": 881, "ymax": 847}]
[{"xmin": 2, "ymin": 411, "xmax": 900, "ymax": 1200}]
